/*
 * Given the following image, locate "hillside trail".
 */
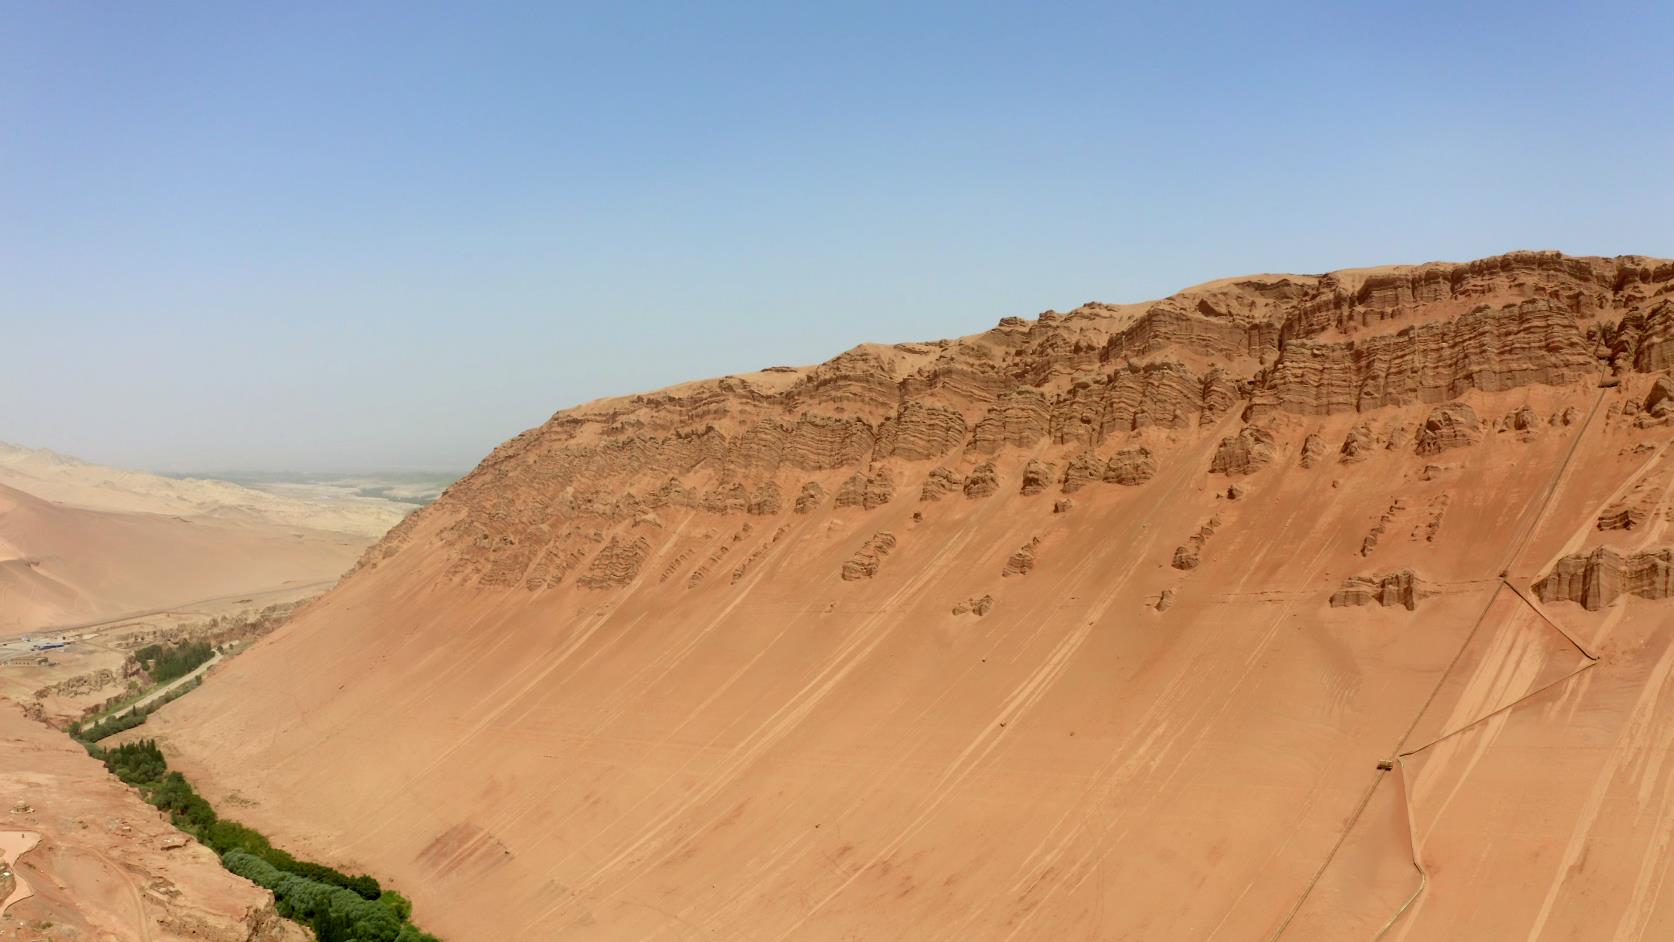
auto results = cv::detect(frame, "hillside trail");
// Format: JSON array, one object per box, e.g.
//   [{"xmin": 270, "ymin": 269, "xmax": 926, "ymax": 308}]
[
  {"xmin": 106, "ymin": 650, "xmax": 224, "ymax": 722},
  {"xmin": 1272, "ymin": 388, "xmax": 1609, "ymax": 940}
]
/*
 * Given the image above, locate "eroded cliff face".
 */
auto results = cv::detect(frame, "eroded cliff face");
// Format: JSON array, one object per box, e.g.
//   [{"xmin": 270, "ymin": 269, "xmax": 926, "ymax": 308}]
[
  {"xmin": 362, "ymin": 251, "xmax": 1674, "ymax": 591},
  {"xmin": 1536, "ymin": 545, "xmax": 1674, "ymax": 610}
]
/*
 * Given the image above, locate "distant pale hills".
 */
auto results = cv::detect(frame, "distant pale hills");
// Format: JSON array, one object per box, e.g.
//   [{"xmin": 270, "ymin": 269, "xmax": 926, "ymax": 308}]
[{"xmin": 0, "ymin": 441, "xmax": 448, "ymax": 633}]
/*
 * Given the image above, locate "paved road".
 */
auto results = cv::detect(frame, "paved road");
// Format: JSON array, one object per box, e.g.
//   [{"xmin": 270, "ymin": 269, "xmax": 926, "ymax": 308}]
[{"xmin": 105, "ymin": 651, "xmax": 224, "ymax": 722}]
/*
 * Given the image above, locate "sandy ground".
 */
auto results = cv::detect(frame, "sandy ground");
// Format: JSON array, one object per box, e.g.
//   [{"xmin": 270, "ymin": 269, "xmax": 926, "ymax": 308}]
[
  {"xmin": 0, "ymin": 442, "xmax": 410, "ymax": 537},
  {"xmin": 0, "ymin": 582, "xmax": 322, "ymax": 726},
  {"xmin": 0, "ymin": 478, "xmax": 374, "ymax": 637},
  {"xmin": 0, "ymin": 830, "xmax": 40, "ymax": 918},
  {"xmin": 136, "ymin": 378, "xmax": 1674, "ymax": 941},
  {"xmin": 0, "ymin": 699, "xmax": 305, "ymax": 942}
]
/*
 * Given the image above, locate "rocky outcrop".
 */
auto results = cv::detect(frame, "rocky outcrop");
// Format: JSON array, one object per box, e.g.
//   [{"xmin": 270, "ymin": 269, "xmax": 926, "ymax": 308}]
[
  {"xmin": 1616, "ymin": 301, "xmax": 1674, "ymax": 372},
  {"xmin": 1172, "ymin": 517, "xmax": 1221, "ymax": 570},
  {"xmin": 1508, "ymin": 405, "xmax": 1539, "ymax": 432},
  {"xmin": 835, "ymin": 470, "xmax": 894, "ymax": 509},
  {"xmin": 1020, "ymin": 459, "xmax": 1055, "ymax": 496},
  {"xmin": 1049, "ymin": 362, "xmax": 1237, "ymax": 439},
  {"xmin": 841, "ymin": 531, "xmax": 897, "ymax": 581},
  {"xmin": 732, "ymin": 525, "xmax": 789, "ymax": 584},
  {"xmin": 386, "ymin": 251, "xmax": 1674, "ymax": 592},
  {"xmin": 874, "ymin": 402, "xmax": 968, "ymax": 460},
  {"xmin": 33, "ymin": 666, "xmax": 133, "ymax": 701},
  {"xmin": 1103, "ymin": 447, "xmax": 1156, "ymax": 485},
  {"xmin": 1597, "ymin": 470, "xmax": 1668, "ymax": 531},
  {"xmin": 1646, "ymin": 375, "xmax": 1674, "ymax": 417},
  {"xmin": 782, "ymin": 414, "xmax": 877, "ymax": 470},
  {"xmin": 834, "ymin": 473, "xmax": 869, "ymax": 508},
  {"xmin": 1536, "ymin": 546, "xmax": 1674, "ymax": 610},
  {"xmin": 1339, "ymin": 425, "xmax": 1375, "ymax": 463},
  {"xmin": 577, "ymin": 536, "xmax": 653, "ymax": 589},
  {"xmin": 702, "ymin": 483, "xmax": 751, "ymax": 515},
  {"xmin": 1415, "ymin": 403, "xmax": 1480, "ymax": 455},
  {"xmin": 964, "ymin": 463, "xmax": 1000, "ymax": 499},
  {"xmin": 920, "ymin": 466, "xmax": 963, "ymax": 501},
  {"xmin": 1265, "ymin": 300, "xmax": 1598, "ymax": 415},
  {"xmin": 1060, "ymin": 452, "xmax": 1103, "ymax": 493},
  {"xmin": 793, "ymin": 481, "xmax": 825, "ymax": 514},
  {"xmin": 1360, "ymin": 498, "xmax": 1407, "ymax": 556},
  {"xmin": 1299, "ymin": 433, "xmax": 1327, "ymax": 468},
  {"xmin": 1003, "ymin": 538, "xmax": 1040, "ymax": 577},
  {"xmin": 969, "ymin": 389, "xmax": 1050, "ymax": 453},
  {"xmin": 748, "ymin": 482, "xmax": 782, "ymax": 515},
  {"xmin": 1210, "ymin": 427, "xmax": 1276, "ymax": 475},
  {"xmin": 952, "ymin": 594, "xmax": 994, "ymax": 616},
  {"xmin": 1329, "ymin": 570, "xmax": 1434, "ymax": 611}
]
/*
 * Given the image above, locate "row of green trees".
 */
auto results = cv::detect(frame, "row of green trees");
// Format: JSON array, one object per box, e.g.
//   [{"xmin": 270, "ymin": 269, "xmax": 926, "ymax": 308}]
[
  {"xmin": 134, "ymin": 639, "xmax": 216, "ymax": 683},
  {"xmin": 224, "ymin": 851, "xmax": 436, "ymax": 942},
  {"xmin": 92, "ymin": 740, "xmax": 439, "ymax": 940},
  {"xmin": 71, "ymin": 677, "xmax": 202, "ymax": 743}
]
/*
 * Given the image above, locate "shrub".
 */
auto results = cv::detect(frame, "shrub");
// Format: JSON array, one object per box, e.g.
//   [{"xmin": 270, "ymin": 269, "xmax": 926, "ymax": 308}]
[
  {"xmin": 99, "ymin": 739, "xmax": 167, "ymax": 786},
  {"xmin": 151, "ymin": 771, "xmax": 218, "ymax": 832},
  {"xmin": 380, "ymin": 890, "xmax": 413, "ymax": 920},
  {"xmin": 97, "ymin": 744, "xmax": 434, "ymax": 938},
  {"xmin": 223, "ymin": 851, "xmax": 404, "ymax": 942},
  {"xmin": 134, "ymin": 639, "xmax": 215, "ymax": 684}
]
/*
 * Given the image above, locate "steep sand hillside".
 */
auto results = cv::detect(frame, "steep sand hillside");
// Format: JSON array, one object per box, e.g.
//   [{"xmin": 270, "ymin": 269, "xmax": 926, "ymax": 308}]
[
  {"xmin": 150, "ymin": 251, "xmax": 1674, "ymax": 939},
  {"xmin": 0, "ymin": 482, "xmax": 367, "ymax": 634},
  {"xmin": 0, "ymin": 699, "xmax": 307, "ymax": 941},
  {"xmin": 0, "ymin": 443, "xmax": 407, "ymax": 538},
  {"xmin": 0, "ymin": 443, "xmax": 414, "ymax": 635}
]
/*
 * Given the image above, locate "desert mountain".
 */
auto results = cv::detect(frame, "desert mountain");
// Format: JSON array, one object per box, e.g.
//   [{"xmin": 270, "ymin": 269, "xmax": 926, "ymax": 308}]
[
  {"xmin": 148, "ymin": 251, "xmax": 1674, "ymax": 939},
  {"xmin": 0, "ymin": 444, "xmax": 410, "ymax": 634},
  {"xmin": 0, "ymin": 442, "xmax": 406, "ymax": 537}
]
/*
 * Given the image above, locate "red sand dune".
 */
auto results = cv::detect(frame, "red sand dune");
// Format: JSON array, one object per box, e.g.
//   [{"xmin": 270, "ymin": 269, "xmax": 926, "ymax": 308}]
[{"xmin": 0, "ymin": 481, "xmax": 369, "ymax": 634}]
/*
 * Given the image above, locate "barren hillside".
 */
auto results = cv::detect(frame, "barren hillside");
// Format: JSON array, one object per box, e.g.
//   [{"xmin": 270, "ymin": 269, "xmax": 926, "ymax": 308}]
[
  {"xmin": 0, "ymin": 482, "xmax": 372, "ymax": 636},
  {"xmin": 0, "ymin": 444, "xmax": 414, "ymax": 635},
  {"xmin": 0, "ymin": 443, "xmax": 409, "ymax": 537},
  {"xmin": 0, "ymin": 699, "xmax": 307, "ymax": 941},
  {"xmin": 149, "ymin": 250, "xmax": 1674, "ymax": 939}
]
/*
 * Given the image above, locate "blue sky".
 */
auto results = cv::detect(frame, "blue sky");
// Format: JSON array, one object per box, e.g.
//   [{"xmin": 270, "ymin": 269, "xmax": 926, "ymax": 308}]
[{"xmin": 3, "ymin": 1, "xmax": 1671, "ymax": 471}]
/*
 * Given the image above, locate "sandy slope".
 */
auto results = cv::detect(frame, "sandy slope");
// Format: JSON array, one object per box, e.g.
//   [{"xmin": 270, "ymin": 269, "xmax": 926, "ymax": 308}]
[
  {"xmin": 147, "ymin": 251, "xmax": 1674, "ymax": 939},
  {"xmin": 0, "ymin": 481, "xmax": 368, "ymax": 635},
  {"xmin": 0, "ymin": 441, "xmax": 416, "ymax": 635},
  {"xmin": 152, "ymin": 385, "xmax": 1674, "ymax": 941},
  {"xmin": 0, "ymin": 699, "xmax": 307, "ymax": 942},
  {"xmin": 0, "ymin": 442, "xmax": 407, "ymax": 537}
]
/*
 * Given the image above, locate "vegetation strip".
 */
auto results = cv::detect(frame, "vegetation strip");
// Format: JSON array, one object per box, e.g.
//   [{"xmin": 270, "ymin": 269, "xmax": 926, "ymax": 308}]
[
  {"xmin": 91, "ymin": 740, "xmax": 440, "ymax": 942},
  {"xmin": 71, "ymin": 677, "xmax": 200, "ymax": 742},
  {"xmin": 134, "ymin": 639, "xmax": 216, "ymax": 684}
]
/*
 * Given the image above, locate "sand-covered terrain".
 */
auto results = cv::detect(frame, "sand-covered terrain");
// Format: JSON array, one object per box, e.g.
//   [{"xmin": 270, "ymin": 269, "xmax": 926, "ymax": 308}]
[
  {"xmin": 0, "ymin": 482, "xmax": 365, "ymax": 637},
  {"xmin": 144, "ymin": 251, "xmax": 1674, "ymax": 939},
  {"xmin": 0, "ymin": 699, "xmax": 307, "ymax": 941},
  {"xmin": 0, "ymin": 444, "xmax": 413, "ymax": 537},
  {"xmin": 0, "ymin": 444, "xmax": 418, "ymax": 730},
  {"xmin": 0, "ymin": 444, "xmax": 415, "ymax": 637}
]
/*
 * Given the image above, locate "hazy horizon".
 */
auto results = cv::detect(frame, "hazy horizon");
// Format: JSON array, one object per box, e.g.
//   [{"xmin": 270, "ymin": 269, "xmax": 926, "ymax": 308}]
[{"xmin": 5, "ymin": 1, "xmax": 1671, "ymax": 471}]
